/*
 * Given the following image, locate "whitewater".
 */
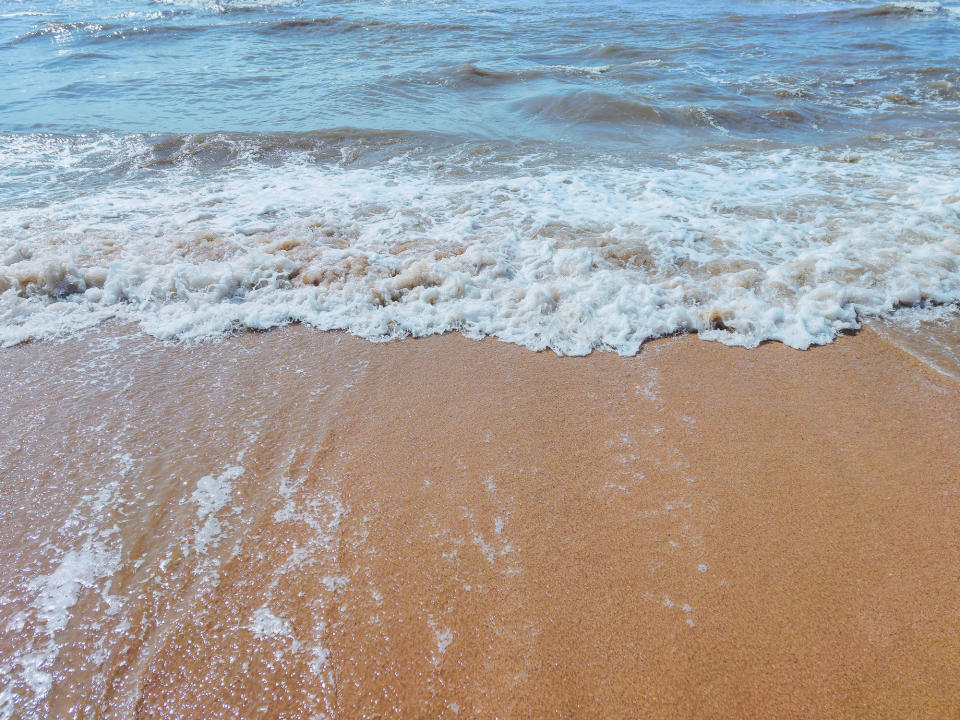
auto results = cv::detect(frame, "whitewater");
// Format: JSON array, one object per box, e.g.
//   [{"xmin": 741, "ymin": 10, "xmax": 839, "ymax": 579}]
[{"xmin": 1, "ymin": 0, "xmax": 958, "ymax": 353}]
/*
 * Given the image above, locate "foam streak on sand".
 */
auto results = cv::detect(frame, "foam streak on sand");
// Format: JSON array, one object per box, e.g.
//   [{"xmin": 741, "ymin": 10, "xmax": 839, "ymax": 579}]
[{"xmin": 1, "ymin": 324, "xmax": 959, "ymax": 718}]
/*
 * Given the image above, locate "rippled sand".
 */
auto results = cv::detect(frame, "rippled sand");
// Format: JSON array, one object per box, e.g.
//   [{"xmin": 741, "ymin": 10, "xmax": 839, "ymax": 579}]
[{"xmin": 1, "ymin": 326, "xmax": 959, "ymax": 719}]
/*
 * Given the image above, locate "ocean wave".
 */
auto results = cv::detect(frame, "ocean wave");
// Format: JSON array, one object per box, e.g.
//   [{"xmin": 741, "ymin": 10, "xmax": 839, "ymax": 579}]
[
  {"xmin": 7, "ymin": 11, "xmax": 476, "ymax": 48},
  {"xmin": 7, "ymin": 20, "xmax": 113, "ymax": 44},
  {"xmin": 7, "ymin": 17, "xmax": 206, "ymax": 46},
  {"xmin": 774, "ymin": 1, "xmax": 954, "ymax": 20},
  {"xmin": 254, "ymin": 15, "xmax": 369, "ymax": 33},
  {"xmin": 389, "ymin": 63, "xmax": 544, "ymax": 90},
  {"xmin": 855, "ymin": 1, "xmax": 944, "ymax": 16},
  {"xmin": 0, "ymin": 131, "xmax": 453, "ymax": 187},
  {"xmin": 149, "ymin": 0, "xmax": 303, "ymax": 13},
  {"xmin": 511, "ymin": 91, "xmax": 827, "ymax": 133},
  {"xmin": 568, "ymin": 42, "xmax": 665, "ymax": 64},
  {"xmin": 537, "ymin": 64, "xmax": 613, "ymax": 76},
  {"xmin": 384, "ymin": 62, "xmax": 620, "ymax": 93},
  {"xmin": 797, "ymin": 1, "xmax": 954, "ymax": 19},
  {"xmin": 1, "ymin": 134, "xmax": 958, "ymax": 353},
  {"xmin": 514, "ymin": 92, "xmax": 679, "ymax": 126},
  {"xmin": 255, "ymin": 15, "xmax": 471, "ymax": 34}
]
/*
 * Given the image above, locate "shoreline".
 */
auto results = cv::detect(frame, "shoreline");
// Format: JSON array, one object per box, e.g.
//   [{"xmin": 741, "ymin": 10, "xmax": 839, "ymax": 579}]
[{"xmin": 1, "ymin": 324, "xmax": 958, "ymax": 718}]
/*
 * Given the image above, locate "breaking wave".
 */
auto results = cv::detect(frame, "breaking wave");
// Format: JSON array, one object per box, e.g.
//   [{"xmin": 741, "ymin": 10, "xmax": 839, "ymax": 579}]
[{"xmin": 1, "ymin": 132, "xmax": 958, "ymax": 353}]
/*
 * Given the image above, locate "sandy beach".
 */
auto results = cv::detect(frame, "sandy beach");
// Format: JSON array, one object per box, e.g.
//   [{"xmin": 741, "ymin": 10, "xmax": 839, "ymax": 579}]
[
  {"xmin": 1, "ymin": 326, "xmax": 958, "ymax": 719},
  {"xmin": 4, "ymin": 0, "xmax": 960, "ymax": 716}
]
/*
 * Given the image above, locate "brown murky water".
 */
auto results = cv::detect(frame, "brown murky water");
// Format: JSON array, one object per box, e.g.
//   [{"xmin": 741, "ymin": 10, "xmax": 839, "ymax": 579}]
[{"xmin": 1, "ymin": 326, "xmax": 959, "ymax": 719}]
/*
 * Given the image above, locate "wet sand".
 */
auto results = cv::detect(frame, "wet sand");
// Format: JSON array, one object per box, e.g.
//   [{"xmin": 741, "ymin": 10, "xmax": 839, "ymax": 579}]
[{"xmin": 1, "ymin": 325, "xmax": 958, "ymax": 719}]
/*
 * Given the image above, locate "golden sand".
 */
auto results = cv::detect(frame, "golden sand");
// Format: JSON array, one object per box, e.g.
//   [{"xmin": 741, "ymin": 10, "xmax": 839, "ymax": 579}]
[{"xmin": 0, "ymin": 326, "xmax": 958, "ymax": 719}]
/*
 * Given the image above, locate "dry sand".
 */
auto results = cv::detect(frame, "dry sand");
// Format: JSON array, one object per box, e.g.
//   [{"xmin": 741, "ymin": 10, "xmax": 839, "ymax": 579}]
[{"xmin": 0, "ymin": 325, "xmax": 958, "ymax": 719}]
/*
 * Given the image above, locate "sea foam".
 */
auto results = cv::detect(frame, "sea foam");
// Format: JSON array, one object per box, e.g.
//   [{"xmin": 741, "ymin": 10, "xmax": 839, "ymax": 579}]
[{"xmin": 1, "ymin": 134, "xmax": 958, "ymax": 354}]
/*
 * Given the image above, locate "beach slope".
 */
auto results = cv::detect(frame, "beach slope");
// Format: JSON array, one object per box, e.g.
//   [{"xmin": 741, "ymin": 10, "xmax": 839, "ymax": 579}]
[{"xmin": 0, "ymin": 327, "xmax": 958, "ymax": 719}]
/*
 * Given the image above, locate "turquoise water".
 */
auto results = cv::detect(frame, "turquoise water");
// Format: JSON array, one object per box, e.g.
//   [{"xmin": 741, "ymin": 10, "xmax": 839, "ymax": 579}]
[{"xmin": 1, "ymin": 0, "xmax": 958, "ymax": 352}]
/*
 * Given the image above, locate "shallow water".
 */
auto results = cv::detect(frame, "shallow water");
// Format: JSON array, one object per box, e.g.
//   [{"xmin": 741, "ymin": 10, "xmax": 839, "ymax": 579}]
[
  {"xmin": 2, "ymin": 325, "xmax": 959, "ymax": 719},
  {"xmin": 1, "ymin": 0, "xmax": 959, "ymax": 352}
]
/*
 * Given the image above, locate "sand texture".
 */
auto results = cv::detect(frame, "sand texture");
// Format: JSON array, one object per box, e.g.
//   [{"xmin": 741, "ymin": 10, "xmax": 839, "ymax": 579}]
[{"xmin": 1, "ymin": 326, "xmax": 958, "ymax": 719}]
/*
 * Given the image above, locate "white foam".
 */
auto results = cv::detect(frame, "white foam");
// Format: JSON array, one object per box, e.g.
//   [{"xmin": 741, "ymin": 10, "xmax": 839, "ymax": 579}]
[
  {"xmin": 1, "ymin": 136, "xmax": 959, "ymax": 354},
  {"xmin": 29, "ymin": 541, "xmax": 122, "ymax": 635},
  {"xmin": 890, "ymin": 1, "xmax": 943, "ymax": 12},
  {"xmin": 427, "ymin": 616, "xmax": 453, "ymax": 667},
  {"xmin": 435, "ymin": 627, "xmax": 453, "ymax": 655},
  {"xmin": 538, "ymin": 64, "xmax": 612, "ymax": 76},
  {"xmin": 248, "ymin": 607, "xmax": 293, "ymax": 640},
  {"xmin": 190, "ymin": 465, "xmax": 243, "ymax": 554},
  {"xmin": 309, "ymin": 643, "xmax": 331, "ymax": 674},
  {"xmin": 3, "ymin": 535, "xmax": 121, "ymax": 717},
  {"xmin": 150, "ymin": 0, "xmax": 299, "ymax": 11}
]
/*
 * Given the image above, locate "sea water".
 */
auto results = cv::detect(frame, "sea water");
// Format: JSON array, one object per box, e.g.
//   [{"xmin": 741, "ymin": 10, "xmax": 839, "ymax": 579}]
[{"xmin": 1, "ymin": 0, "xmax": 959, "ymax": 353}]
